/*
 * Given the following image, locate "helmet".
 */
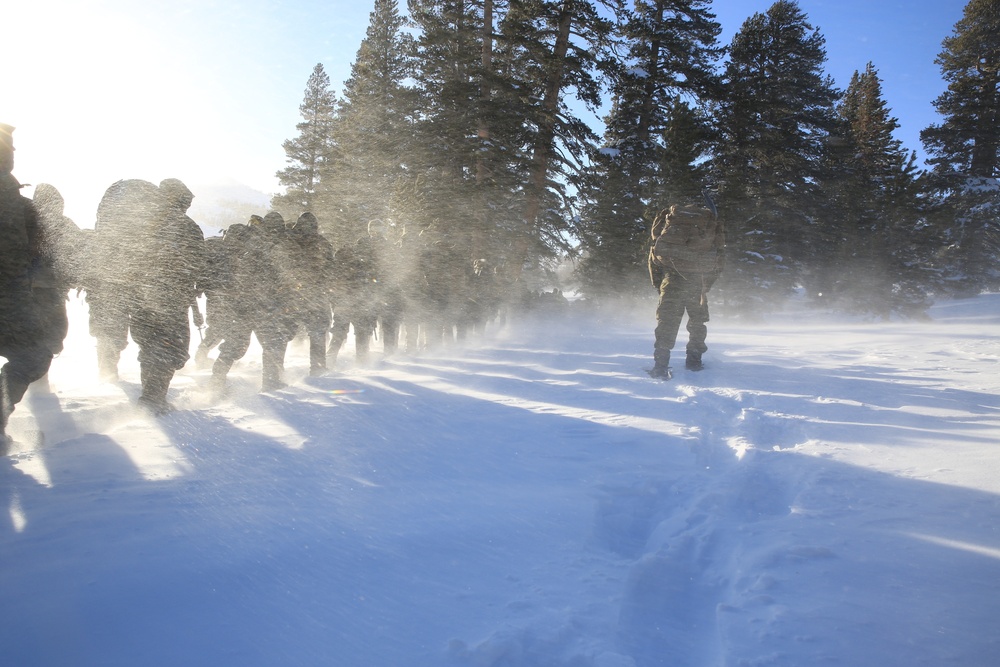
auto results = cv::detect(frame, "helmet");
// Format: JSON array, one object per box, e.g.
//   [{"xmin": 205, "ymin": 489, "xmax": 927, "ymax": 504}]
[
  {"xmin": 33, "ymin": 183, "xmax": 65, "ymax": 215},
  {"xmin": 96, "ymin": 179, "xmax": 160, "ymax": 227},
  {"xmin": 159, "ymin": 178, "xmax": 194, "ymax": 211},
  {"xmin": 294, "ymin": 211, "xmax": 319, "ymax": 234},
  {"xmin": 261, "ymin": 211, "xmax": 285, "ymax": 234},
  {"xmin": 0, "ymin": 122, "xmax": 13, "ymax": 150}
]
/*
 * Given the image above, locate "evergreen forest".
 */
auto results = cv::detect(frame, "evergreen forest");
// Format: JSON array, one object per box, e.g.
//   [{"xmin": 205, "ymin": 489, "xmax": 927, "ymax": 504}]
[{"xmin": 271, "ymin": 0, "xmax": 1000, "ymax": 318}]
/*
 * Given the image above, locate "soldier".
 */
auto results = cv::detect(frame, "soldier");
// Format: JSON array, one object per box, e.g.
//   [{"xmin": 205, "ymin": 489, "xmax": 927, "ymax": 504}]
[
  {"xmin": 328, "ymin": 227, "xmax": 379, "ymax": 366},
  {"xmin": 129, "ymin": 178, "xmax": 205, "ymax": 413},
  {"xmin": 211, "ymin": 212, "xmax": 297, "ymax": 393},
  {"xmin": 421, "ymin": 229, "xmax": 461, "ymax": 349},
  {"xmin": 647, "ymin": 196, "xmax": 725, "ymax": 379},
  {"xmin": 286, "ymin": 212, "xmax": 334, "ymax": 375},
  {"xmin": 88, "ymin": 179, "xmax": 158, "ymax": 382},
  {"xmin": 0, "ymin": 123, "xmax": 56, "ymax": 440},
  {"xmin": 31, "ymin": 183, "xmax": 83, "ymax": 358},
  {"xmin": 207, "ymin": 221, "xmax": 256, "ymax": 393},
  {"xmin": 397, "ymin": 226, "xmax": 430, "ymax": 354},
  {"xmin": 89, "ymin": 177, "xmax": 205, "ymax": 412},
  {"xmin": 362, "ymin": 219, "xmax": 406, "ymax": 356},
  {"xmin": 455, "ymin": 258, "xmax": 497, "ymax": 342},
  {"xmin": 193, "ymin": 231, "xmax": 229, "ymax": 368}
]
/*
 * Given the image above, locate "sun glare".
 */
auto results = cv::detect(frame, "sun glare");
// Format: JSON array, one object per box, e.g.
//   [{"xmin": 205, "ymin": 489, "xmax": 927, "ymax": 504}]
[{"xmin": 4, "ymin": 3, "xmax": 219, "ymax": 224}]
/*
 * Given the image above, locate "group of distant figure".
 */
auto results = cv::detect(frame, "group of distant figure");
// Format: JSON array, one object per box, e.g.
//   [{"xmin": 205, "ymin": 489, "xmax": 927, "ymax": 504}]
[{"xmin": 3, "ymin": 122, "xmax": 562, "ymax": 438}]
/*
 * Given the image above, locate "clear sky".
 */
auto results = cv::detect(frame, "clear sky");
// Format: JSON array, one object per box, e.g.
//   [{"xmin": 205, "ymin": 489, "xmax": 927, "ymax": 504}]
[{"xmin": 3, "ymin": 0, "xmax": 969, "ymax": 226}]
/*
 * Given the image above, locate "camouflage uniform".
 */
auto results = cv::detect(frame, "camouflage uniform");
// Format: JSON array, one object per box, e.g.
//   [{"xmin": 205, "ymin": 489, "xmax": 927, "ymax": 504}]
[
  {"xmin": 211, "ymin": 213, "xmax": 297, "ymax": 392},
  {"xmin": 398, "ymin": 229, "xmax": 433, "ymax": 354},
  {"xmin": 32, "ymin": 184, "xmax": 83, "ymax": 356},
  {"xmin": 129, "ymin": 179, "xmax": 205, "ymax": 412},
  {"xmin": 89, "ymin": 179, "xmax": 160, "ymax": 382},
  {"xmin": 649, "ymin": 203, "xmax": 725, "ymax": 375},
  {"xmin": 286, "ymin": 212, "xmax": 334, "ymax": 374},
  {"xmin": 328, "ymin": 237, "xmax": 379, "ymax": 364},
  {"xmin": 419, "ymin": 232, "xmax": 460, "ymax": 349},
  {"xmin": 88, "ymin": 178, "xmax": 205, "ymax": 412},
  {"xmin": 364, "ymin": 223, "xmax": 406, "ymax": 356},
  {"xmin": 0, "ymin": 124, "xmax": 55, "ymax": 435},
  {"xmin": 193, "ymin": 234, "xmax": 230, "ymax": 367}
]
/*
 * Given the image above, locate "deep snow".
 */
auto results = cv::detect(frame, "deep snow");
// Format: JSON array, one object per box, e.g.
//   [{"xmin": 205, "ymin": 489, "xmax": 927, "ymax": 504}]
[{"xmin": 2, "ymin": 292, "xmax": 999, "ymax": 667}]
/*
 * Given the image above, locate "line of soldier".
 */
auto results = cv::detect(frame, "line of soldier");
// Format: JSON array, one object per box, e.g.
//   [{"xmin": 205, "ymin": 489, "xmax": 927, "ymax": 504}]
[
  {"xmin": 193, "ymin": 215, "xmax": 509, "ymax": 396},
  {"xmin": 84, "ymin": 184, "xmax": 509, "ymax": 411},
  {"xmin": 2, "ymin": 125, "xmax": 510, "ymax": 433}
]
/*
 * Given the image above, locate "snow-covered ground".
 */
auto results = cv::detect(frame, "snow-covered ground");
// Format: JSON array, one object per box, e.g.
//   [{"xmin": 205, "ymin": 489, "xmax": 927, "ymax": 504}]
[{"xmin": 3, "ymin": 292, "xmax": 999, "ymax": 667}]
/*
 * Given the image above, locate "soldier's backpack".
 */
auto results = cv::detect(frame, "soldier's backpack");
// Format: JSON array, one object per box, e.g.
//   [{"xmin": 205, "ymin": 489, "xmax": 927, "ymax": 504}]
[
  {"xmin": 651, "ymin": 203, "xmax": 722, "ymax": 276},
  {"xmin": 92, "ymin": 179, "xmax": 162, "ymax": 288}
]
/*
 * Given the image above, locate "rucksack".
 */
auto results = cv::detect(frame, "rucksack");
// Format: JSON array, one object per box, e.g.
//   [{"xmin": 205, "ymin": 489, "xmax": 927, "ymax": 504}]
[{"xmin": 651, "ymin": 204, "xmax": 722, "ymax": 276}]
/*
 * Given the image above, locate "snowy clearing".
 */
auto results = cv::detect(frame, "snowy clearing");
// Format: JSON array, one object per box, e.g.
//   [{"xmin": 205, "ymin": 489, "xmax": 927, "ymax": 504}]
[{"xmin": 2, "ymin": 292, "xmax": 999, "ymax": 667}]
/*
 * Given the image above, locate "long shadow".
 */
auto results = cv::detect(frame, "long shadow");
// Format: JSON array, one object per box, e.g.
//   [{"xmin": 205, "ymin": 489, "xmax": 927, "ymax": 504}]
[
  {"xmin": 373, "ymin": 332, "xmax": 1000, "ymax": 665},
  {"xmin": 391, "ymin": 338, "xmax": 1000, "ymax": 451},
  {"xmin": 2, "ymin": 320, "xmax": 999, "ymax": 667},
  {"xmin": 0, "ymin": 400, "xmax": 374, "ymax": 667}
]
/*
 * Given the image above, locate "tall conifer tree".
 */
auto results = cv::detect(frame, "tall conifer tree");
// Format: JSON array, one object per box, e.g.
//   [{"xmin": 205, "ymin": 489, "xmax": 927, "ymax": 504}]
[
  {"xmin": 920, "ymin": 0, "xmax": 1000, "ymax": 294},
  {"xmin": 576, "ymin": 0, "xmax": 722, "ymax": 299},
  {"xmin": 818, "ymin": 63, "xmax": 930, "ymax": 316},
  {"xmin": 406, "ymin": 0, "xmax": 491, "ymax": 253},
  {"xmin": 273, "ymin": 64, "xmax": 338, "ymax": 218},
  {"xmin": 493, "ymin": 0, "xmax": 619, "ymax": 277},
  {"xmin": 712, "ymin": 0, "xmax": 839, "ymax": 312},
  {"xmin": 318, "ymin": 0, "xmax": 417, "ymax": 248}
]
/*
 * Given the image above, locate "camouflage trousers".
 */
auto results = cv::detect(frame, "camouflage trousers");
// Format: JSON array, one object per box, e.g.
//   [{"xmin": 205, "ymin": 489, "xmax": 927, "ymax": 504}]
[
  {"xmin": 213, "ymin": 307, "xmax": 295, "ymax": 391},
  {"xmin": 0, "ymin": 298, "xmax": 54, "ymax": 430},
  {"xmin": 653, "ymin": 271, "xmax": 710, "ymax": 367}
]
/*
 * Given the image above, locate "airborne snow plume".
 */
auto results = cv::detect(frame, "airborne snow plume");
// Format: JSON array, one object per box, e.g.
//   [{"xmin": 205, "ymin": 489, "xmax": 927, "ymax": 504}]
[{"xmin": 2, "ymin": 292, "xmax": 1000, "ymax": 666}]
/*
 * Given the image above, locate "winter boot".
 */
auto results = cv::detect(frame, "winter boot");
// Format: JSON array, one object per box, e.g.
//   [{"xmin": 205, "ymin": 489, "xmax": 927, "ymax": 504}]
[
  {"xmin": 97, "ymin": 342, "xmax": 120, "ymax": 382},
  {"xmin": 649, "ymin": 351, "xmax": 672, "ymax": 379},
  {"xmin": 138, "ymin": 366, "xmax": 175, "ymax": 416},
  {"xmin": 327, "ymin": 333, "xmax": 345, "ymax": 367},
  {"xmin": 309, "ymin": 333, "xmax": 327, "ymax": 376},
  {"xmin": 261, "ymin": 346, "xmax": 288, "ymax": 393},
  {"xmin": 194, "ymin": 344, "xmax": 211, "ymax": 369},
  {"xmin": 208, "ymin": 358, "xmax": 233, "ymax": 399},
  {"xmin": 355, "ymin": 331, "xmax": 371, "ymax": 364},
  {"xmin": 649, "ymin": 365, "xmax": 672, "ymax": 379},
  {"xmin": 685, "ymin": 351, "xmax": 704, "ymax": 371}
]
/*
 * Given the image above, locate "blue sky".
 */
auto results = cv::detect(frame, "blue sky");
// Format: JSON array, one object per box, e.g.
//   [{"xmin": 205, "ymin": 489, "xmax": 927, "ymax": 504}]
[{"xmin": 3, "ymin": 0, "xmax": 968, "ymax": 225}]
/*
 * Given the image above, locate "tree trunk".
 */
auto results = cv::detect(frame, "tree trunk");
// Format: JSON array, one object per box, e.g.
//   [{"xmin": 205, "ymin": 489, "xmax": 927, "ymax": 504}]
[
  {"xmin": 514, "ymin": 0, "xmax": 574, "ymax": 279},
  {"xmin": 474, "ymin": 0, "xmax": 494, "ymax": 260},
  {"xmin": 637, "ymin": 0, "xmax": 664, "ymax": 145}
]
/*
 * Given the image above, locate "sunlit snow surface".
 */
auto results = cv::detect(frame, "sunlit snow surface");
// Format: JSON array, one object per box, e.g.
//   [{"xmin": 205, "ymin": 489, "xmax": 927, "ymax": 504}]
[{"xmin": 3, "ymin": 292, "xmax": 999, "ymax": 667}]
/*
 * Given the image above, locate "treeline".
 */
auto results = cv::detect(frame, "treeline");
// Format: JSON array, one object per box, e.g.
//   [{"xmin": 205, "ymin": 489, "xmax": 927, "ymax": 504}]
[{"xmin": 270, "ymin": 0, "xmax": 1000, "ymax": 318}]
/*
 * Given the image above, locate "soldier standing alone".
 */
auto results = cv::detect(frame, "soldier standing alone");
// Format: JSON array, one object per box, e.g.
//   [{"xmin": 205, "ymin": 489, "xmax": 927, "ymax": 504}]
[{"xmin": 648, "ymin": 196, "xmax": 725, "ymax": 379}]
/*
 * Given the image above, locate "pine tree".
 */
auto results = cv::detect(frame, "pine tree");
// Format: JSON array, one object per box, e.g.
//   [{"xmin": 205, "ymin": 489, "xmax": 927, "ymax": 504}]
[
  {"xmin": 317, "ymin": 0, "xmax": 417, "ymax": 249},
  {"xmin": 576, "ymin": 0, "xmax": 722, "ymax": 300},
  {"xmin": 401, "ymin": 0, "xmax": 620, "ymax": 292},
  {"xmin": 493, "ymin": 0, "xmax": 619, "ymax": 279},
  {"xmin": 575, "ymin": 138, "xmax": 649, "ymax": 300},
  {"xmin": 406, "ymin": 0, "xmax": 494, "ymax": 258},
  {"xmin": 920, "ymin": 0, "xmax": 1000, "ymax": 295},
  {"xmin": 272, "ymin": 64, "xmax": 338, "ymax": 218},
  {"xmin": 817, "ymin": 63, "xmax": 931, "ymax": 317},
  {"xmin": 712, "ymin": 0, "xmax": 840, "ymax": 313}
]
